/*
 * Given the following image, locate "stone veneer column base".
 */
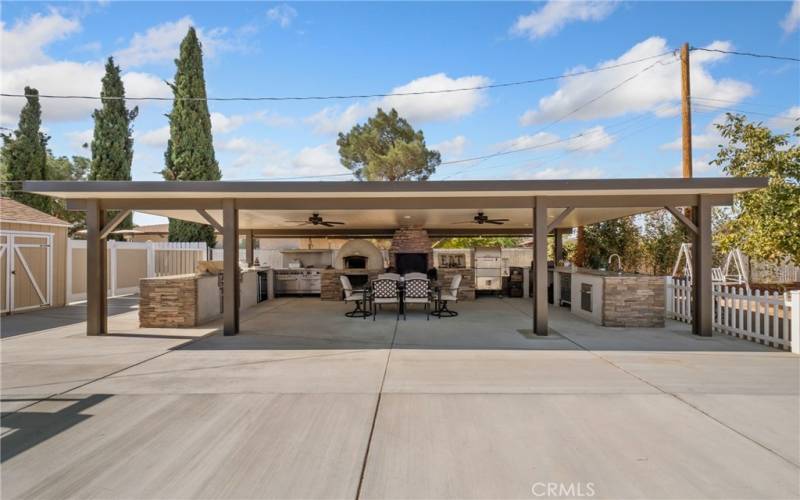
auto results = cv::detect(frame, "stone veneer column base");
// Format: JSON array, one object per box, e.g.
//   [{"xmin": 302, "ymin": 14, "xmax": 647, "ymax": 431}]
[
  {"xmin": 139, "ymin": 274, "xmax": 198, "ymax": 327},
  {"xmin": 602, "ymin": 276, "xmax": 666, "ymax": 327}
]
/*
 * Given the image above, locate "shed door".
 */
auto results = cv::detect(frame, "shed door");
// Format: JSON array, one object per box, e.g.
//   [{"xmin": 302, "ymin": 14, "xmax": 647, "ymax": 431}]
[{"xmin": 1, "ymin": 231, "xmax": 53, "ymax": 313}]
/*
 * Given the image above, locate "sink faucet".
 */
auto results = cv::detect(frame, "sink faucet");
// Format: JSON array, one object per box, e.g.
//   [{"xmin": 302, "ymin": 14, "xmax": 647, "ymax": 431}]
[{"xmin": 608, "ymin": 254, "xmax": 622, "ymax": 273}]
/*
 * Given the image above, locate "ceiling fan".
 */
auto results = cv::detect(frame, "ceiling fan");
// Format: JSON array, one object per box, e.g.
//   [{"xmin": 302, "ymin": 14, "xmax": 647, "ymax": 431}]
[
  {"xmin": 453, "ymin": 211, "xmax": 510, "ymax": 225},
  {"xmin": 286, "ymin": 213, "xmax": 345, "ymax": 227}
]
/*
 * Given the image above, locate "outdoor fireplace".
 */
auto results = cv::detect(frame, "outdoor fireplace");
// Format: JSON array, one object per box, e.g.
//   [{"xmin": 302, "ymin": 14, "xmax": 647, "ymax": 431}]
[
  {"xmin": 343, "ymin": 255, "xmax": 367, "ymax": 269},
  {"xmin": 396, "ymin": 253, "xmax": 428, "ymax": 275},
  {"xmin": 389, "ymin": 227, "xmax": 433, "ymax": 272}
]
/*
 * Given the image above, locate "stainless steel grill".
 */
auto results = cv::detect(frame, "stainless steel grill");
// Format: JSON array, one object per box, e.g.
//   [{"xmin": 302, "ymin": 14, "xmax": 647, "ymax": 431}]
[{"xmin": 274, "ymin": 269, "xmax": 321, "ymax": 295}]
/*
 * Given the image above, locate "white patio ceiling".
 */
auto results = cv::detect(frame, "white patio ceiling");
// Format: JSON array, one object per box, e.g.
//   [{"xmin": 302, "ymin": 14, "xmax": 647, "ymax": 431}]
[{"xmin": 137, "ymin": 206, "xmax": 651, "ymax": 231}]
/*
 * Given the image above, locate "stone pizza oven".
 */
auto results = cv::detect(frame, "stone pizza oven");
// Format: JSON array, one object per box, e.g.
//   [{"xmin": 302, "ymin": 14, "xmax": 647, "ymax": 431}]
[
  {"xmin": 333, "ymin": 240, "xmax": 384, "ymax": 270},
  {"xmin": 389, "ymin": 227, "xmax": 433, "ymax": 274}
]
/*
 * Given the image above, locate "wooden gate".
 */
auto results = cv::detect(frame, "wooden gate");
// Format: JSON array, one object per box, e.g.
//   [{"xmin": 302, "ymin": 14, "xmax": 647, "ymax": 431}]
[{"xmin": 1, "ymin": 231, "xmax": 53, "ymax": 313}]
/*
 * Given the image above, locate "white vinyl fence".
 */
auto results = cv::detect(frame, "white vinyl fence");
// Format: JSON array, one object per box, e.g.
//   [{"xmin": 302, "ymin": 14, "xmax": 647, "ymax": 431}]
[
  {"xmin": 210, "ymin": 248, "xmax": 283, "ymax": 268},
  {"xmin": 67, "ymin": 240, "xmax": 209, "ymax": 303},
  {"xmin": 666, "ymin": 277, "xmax": 799, "ymax": 353}
]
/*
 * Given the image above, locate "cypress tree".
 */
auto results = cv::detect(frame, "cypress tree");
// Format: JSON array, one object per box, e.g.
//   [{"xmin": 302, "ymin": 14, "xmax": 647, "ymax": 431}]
[
  {"xmin": 163, "ymin": 27, "xmax": 221, "ymax": 246},
  {"xmin": 0, "ymin": 87, "xmax": 51, "ymax": 213},
  {"xmin": 91, "ymin": 57, "xmax": 138, "ymax": 232}
]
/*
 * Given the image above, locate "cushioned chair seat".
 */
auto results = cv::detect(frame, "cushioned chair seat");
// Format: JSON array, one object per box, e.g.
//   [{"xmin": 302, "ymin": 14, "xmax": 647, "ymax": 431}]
[{"xmin": 405, "ymin": 297, "xmax": 430, "ymax": 304}]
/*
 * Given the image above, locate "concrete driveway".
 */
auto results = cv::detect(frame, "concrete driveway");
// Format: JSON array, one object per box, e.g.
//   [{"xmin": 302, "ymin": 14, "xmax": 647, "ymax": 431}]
[{"xmin": 2, "ymin": 297, "xmax": 798, "ymax": 499}]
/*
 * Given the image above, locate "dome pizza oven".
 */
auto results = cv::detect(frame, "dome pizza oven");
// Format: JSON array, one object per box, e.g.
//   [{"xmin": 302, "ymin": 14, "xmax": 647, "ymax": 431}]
[{"xmin": 343, "ymin": 255, "xmax": 367, "ymax": 269}]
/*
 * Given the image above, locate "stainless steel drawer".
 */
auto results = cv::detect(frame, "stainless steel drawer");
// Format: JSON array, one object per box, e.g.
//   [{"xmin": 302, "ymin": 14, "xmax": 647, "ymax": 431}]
[
  {"xmin": 475, "ymin": 268, "xmax": 502, "ymax": 278},
  {"xmin": 476, "ymin": 277, "xmax": 502, "ymax": 290}
]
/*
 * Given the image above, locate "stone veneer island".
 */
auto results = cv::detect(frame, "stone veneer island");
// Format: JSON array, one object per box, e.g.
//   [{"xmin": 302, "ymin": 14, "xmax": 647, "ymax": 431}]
[{"xmin": 553, "ymin": 267, "xmax": 666, "ymax": 328}]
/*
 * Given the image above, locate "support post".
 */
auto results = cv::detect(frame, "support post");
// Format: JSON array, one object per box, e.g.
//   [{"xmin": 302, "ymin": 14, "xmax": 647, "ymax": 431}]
[
  {"xmin": 533, "ymin": 197, "xmax": 549, "ymax": 335},
  {"xmin": 692, "ymin": 194, "xmax": 712, "ymax": 336},
  {"xmin": 223, "ymin": 199, "xmax": 240, "ymax": 335},
  {"xmin": 86, "ymin": 199, "xmax": 107, "ymax": 335},
  {"xmin": 790, "ymin": 290, "xmax": 799, "ymax": 354},
  {"xmin": 245, "ymin": 230, "xmax": 254, "ymax": 267},
  {"xmin": 553, "ymin": 228, "xmax": 564, "ymax": 267}
]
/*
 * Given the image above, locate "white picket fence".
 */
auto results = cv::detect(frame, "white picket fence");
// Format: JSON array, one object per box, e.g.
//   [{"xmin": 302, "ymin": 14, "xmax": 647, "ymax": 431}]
[
  {"xmin": 67, "ymin": 240, "xmax": 210, "ymax": 303},
  {"xmin": 666, "ymin": 277, "xmax": 799, "ymax": 352}
]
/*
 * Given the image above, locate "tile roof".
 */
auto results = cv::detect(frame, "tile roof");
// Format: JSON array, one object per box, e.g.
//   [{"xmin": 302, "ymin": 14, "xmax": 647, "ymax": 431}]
[{"xmin": 0, "ymin": 197, "xmax": 71, "ymax": 227}]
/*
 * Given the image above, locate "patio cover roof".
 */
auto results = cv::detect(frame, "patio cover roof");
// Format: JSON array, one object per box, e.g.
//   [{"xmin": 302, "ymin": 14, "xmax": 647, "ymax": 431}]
[{"xmin": 24, "ymin": 177, "xmax": 766, "ymax": 237}]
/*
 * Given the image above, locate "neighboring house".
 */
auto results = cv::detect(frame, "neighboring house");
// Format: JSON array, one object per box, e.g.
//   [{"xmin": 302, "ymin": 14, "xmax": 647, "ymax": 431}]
[{"xmin": 0, "ymin": 197, "xmax": 71, "ymax": 314}]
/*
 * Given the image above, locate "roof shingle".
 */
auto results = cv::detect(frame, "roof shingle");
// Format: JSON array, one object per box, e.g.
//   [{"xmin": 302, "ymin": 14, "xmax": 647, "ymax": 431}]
[{"xmin": 0, "ymin": 197, "xmax": 71, "ymax": 227}]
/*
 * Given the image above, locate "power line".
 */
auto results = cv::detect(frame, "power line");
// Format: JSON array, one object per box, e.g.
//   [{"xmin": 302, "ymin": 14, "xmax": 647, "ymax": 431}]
[
  {"xmin": 692, "ymin": 103, "xmax": 799, "ymax": 120},
  {"xmin": 692, "ymin": 96, "xmax": 790, "ymax": 110},
  {"xmin": 690, "ymin": 46, "xmax": 800, "ymax": 63},
  {"xmin": 441, "ymin": 55, "xmax": 675, "ymax": 178},
  {"xmin": 452, "ymin": 114, "xmax": 661, "ymax": 180},
  {"xmin": 0, "ymin": 52, "xmax": 675, "ymax": 103}
]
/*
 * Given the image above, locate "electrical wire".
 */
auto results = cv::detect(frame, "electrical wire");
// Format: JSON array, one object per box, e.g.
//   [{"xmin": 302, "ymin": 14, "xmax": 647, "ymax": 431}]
[
  {"xmin": 691, "ymin": 102, "xmax": 799, "ymax": 120},
  {"xmin": 438, "ymin": 113, "xmax": 654, "ymax": 174},
  {"xmin": 689, "ymin": 47, "xmax": 800, "ymax": 63},
  {"xmin": 692, "ymin": 96, "xmax": 790, "ymax": 110},
  {"xmin": 455, "ymin": 114, "xmax": 662, "ymax": 180},
  {"xmin": 440, "ymin": 55, "xmax": 676, "ymax": 179},
  {"xmin": 0, "ymin": 52, "xmax": 676, "ymax": 103}
]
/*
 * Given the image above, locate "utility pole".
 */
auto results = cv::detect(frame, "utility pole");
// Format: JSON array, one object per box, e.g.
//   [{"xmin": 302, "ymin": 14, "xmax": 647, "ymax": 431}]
[
  {"xmin": 681, "ymin": 43, "xmax": 693, "ymax": 223},
  {"xmin": 681, "ymin": 42, "xmax": 692, "ymax": 178}
]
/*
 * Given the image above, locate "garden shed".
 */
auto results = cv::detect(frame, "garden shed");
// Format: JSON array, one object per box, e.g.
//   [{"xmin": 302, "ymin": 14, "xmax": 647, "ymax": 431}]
[{"xmin": 0, "ymin": 197, "xmax": 71, "ymax": 314}]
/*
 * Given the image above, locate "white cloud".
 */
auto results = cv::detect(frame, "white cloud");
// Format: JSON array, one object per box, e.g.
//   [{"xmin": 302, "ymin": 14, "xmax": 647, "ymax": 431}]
[
  {"xmin": 267, "ymin": 4, "xmax": 298, "ymax": 28},
  {"xmin": 216, "ymin": 137, "xmax": 347, "ymax": 179},
  {"xmin": 660, "ymin": 114, "xmax": 726, "ymax": 151},
  {"xmin": 767, "ymin": 106, "xmax": 800, "ymax": 132},
  {"xmin": 667, "ymin": 156, "xmax": 720, "ymax": 177},
  {"xmin": 114, "ymin": 16, "xmax": 247, "ymax": 67},
  {"xmin": 519, "ymin": 37, "xmax": 753, "ymax": 126},
  {"xmin": 0, "ymin": 11, "xmax": 171, "ymax": 125},
  {"xmin": 218, "ymin": 137, "xmax": 291, "ymax": 175},
  {"xmin": 0, "ymin": 10, "xmax": 80, "ymax": 69},
  {"xmin": 137, "ymin": 126, "xmax": 170, "ymax": 148},
  {"xmin": 305, "ymin": 103, "xmax": 372, "ymax": 135},
  {"xmin": 432, "ymin": 135, "xmax": 467, "ymax": 158},
  {"xmin": 211, "ymin": 110, "xmax": 295, "ymax": 134},
  {"xmin": 498, "ymin": 126, "xmax": 614, "ymax": 154},
  {"xmin": 781, "ymin": 0, "xmax": 800, "ymax": 33},
  {"xmin": 381, "ymin": 73, "xmax": 490, "ymax": 123},
  {"xmin": 211, "ymin": 112, "xmax": 248, "ymax": 134},
  {"xmin": 66, "ymin": 128, "xmax": 93, "ymax": 152},
  {"xmin": 511, "ymin": 1, "xmax": 618, "ymax": 40},
  {"xmin": 1, "ymin": 61, "xmax": 169, "ymax": 124},
  {"xmin": 290, "ymin": 143, "xmax": 348, "ymax": 177},
  {"xmin": 512, "ymin": 166, "xmax": 605, "ymax": 180},
  {"xmin": 305, "ymin": 73, "xmax": 490, "ymax": 135}
]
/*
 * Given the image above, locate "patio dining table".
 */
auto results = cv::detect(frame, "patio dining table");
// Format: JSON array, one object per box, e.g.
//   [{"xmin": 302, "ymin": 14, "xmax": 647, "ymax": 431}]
[{"xmin": 361, "ymin": 278, "xmax": 443, "ymax": 317}]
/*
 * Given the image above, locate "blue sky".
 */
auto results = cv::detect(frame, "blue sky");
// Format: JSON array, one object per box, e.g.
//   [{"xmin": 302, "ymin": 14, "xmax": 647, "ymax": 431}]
[{"xmin": 1, "ymin": 1, "xmax": 798, "ymax": 224}]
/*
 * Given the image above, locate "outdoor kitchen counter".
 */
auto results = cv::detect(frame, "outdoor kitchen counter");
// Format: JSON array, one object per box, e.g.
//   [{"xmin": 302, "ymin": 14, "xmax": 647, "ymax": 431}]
[
  {"xmin": 553, "ymin": 267, "xmax": 665, "ymax": 327},
  {"xmin": 139, "ymin": 270, "xmax": 258, "ymax": 328}
]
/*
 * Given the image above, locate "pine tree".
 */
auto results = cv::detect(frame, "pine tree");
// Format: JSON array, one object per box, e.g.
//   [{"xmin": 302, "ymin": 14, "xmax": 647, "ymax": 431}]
[
  {"xmin": 0, "ymin": 87, "xmax": 51, "ymax": 213},
  {"xmin": 90, "ymin": 57, "xmax": 138, "ymax": 232},
  {"xmin": 163, "ymin": 27, "xmax": 221, "ymax": 246}
]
